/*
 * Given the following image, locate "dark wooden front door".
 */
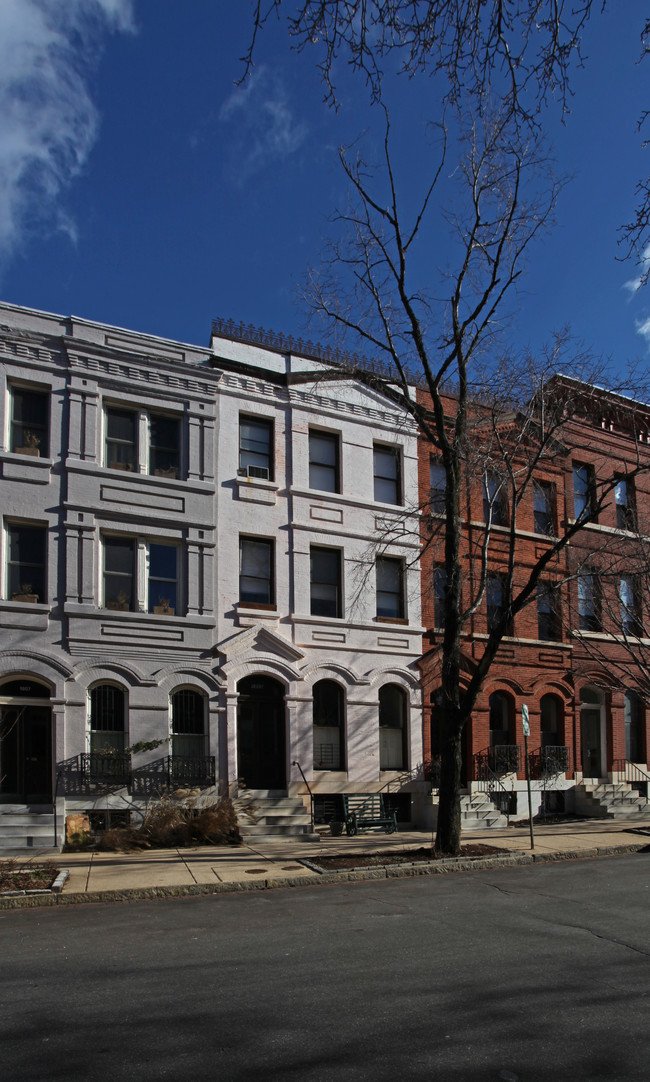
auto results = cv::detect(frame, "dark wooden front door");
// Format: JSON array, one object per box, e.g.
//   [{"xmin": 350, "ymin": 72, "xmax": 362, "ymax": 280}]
[
  {"xmin": 0, "ymin": 705, "xmax": 53, "ymax": 803},
  {"xmin": 237, "ymin": 676, "xmax": 286, "ymax": 790},
  {"xmin": 581, "ymin": 707, "xmax": 602, "ymax": 777}
]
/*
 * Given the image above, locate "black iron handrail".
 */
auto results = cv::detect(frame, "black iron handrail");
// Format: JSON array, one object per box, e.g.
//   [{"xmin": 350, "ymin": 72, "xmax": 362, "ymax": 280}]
[
  {"xmin": 539, "ymin": 745, "xmax": 570, "ymax": 776},
  {"xmin": 473, "ymin": 757, "xmax": 513, "ymax": 823},
  {"xmin": 292, "ymin": 760, "xmax": 314, "ymax": 832},
  {"xmin": 612, "ymin": 759, "xmax": 650, "ymax": 788}
]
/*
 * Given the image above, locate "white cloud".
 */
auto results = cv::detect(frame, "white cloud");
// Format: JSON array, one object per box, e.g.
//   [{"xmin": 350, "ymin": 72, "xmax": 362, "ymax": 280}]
[
  {"xmin": 219, "ymin": 67, "xmax": 308, "ymax": 183},
  {"xmin": 624, "ymin": 244, "xmax": 650, "ymax": 295},
  {"xmin": 0, "ymin": 0, "xmax": 134, "ymax": 265},
  {"xmin": 635, "ymin": 314, "xmax": 650, "ymax": 346}
]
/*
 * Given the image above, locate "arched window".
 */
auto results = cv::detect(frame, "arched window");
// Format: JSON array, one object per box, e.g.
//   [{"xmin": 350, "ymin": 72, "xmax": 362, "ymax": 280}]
[
  {"xmin": 379, "ymin": 684, "xmax": 407, "ymax": 770},
  {"xmin": 313, "ymin": 680, "xmax": 344, "ymax": 771},
  {"xmin": 540, "ymin": 695, "xmax": 562, "ymax": 749},
  {"xmin": 489, "ymin": 692, "xmax": 512, "ymax": 747},
  {"xmin": 625, "ymin": 691, "xmax": 645, "ymax": 763},
  {"xmin": 89, "ymin": 684, "xmax": 126, "ymax": 755},
  {"xmin": 171, "ymin": 689, "xmax": 206, "ymax": 760}
]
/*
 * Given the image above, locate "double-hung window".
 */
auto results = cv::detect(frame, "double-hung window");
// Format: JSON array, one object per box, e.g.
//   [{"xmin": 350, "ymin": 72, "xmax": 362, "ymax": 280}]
[
  {"xmin": 103, "ymin": 536, "xmax": 181, "ymax": 614},
  {"xmin": 487, "ymin": 573, "xmax": 509, "ymax": 634},
  {"xmin": 433, "ymin": 566, "xmax": 447, "ymax": 628},
  {"xmin": 373, "ymin": 445, "xmax": 402, "ymax": 504},
  {"xmin": 239, "ymin": 538, "xmax": 274, "ymax": 606},
  {"xmin": 620, "ymin": 575, "xmax": 642, "ymax": 636},
  {"xmin": 10, "ymin": 387, "xmax": 50, "ymax": 457},
  {"xmin": 104, "ymin": 406, "xmax": 181, "ymax": 477},
  {"xmin": 537, "ymin": 583, "xmax": 560, "ymax": 641},
  {"xmin": 376, "ymin": 556, "xmax": 405, "ymax": 620},
  {"xmin": 430, "ymin": 459, "xmax": 446, "ymax": 515},
  {"xmin": 310, "ymin": 547, "xmax": 342, "ymax": 618},
  {"xmin": 615, "ymin": 475, "xmax": 636, "ymax": 531},
  {"xmin": 578, "ymin": 572, "xmax": 600, "ymax": 632},
  {"xmin": 573, "ymin": 463, "xmax": 595, "ymax": 522},
  {"xmin": 309, "ymin": 430, "xmax": 340, "ymax": 492},
  {"xmin": 6, "ymin": 523, "xmax": 47, "ymax": 603},
  {"xmin": 533, "ymin": 480, "xmax": 555, "ymax": 536},
  {"xmin": 239, "ymin": 415, "xmax": 273, "ymax": 479},
  {"xmin": 483, "ymin": 473, "xmax": 507, "ymax": 527}
]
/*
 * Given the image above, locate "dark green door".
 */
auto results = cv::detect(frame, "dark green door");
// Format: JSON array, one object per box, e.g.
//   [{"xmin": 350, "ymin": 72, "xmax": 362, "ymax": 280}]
[
  {"xmin": 237, "ymin": 677, "xmax": 286, "ymax": 790},
  {"xmin": 0, "ymin": 705, "xmax": 52, "ymax": 803}
]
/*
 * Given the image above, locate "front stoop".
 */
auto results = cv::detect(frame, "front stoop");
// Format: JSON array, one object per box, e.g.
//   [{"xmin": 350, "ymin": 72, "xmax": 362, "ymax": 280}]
[
  {"xmin": 460, "ymin": 792, "xmax": 508, "ymax": 830},
  {"xmin": 0, "ymin": 805, "xmax": 62, "ymax": 850},
  {"xmin": 236, "ymin": 790, "xmax": 319, "ymax": 842},
  {"xmin": 574, "ymin": 781, "xmax": 649, "ymax": 819}
]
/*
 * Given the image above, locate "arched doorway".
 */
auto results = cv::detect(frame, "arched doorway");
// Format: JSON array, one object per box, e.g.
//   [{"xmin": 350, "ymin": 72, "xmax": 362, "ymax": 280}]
[
  {"xmin": 0, "ymin": 678, "xmax": 53, "ymax": 803},
  {"xmin": 580, "ymin": 685, "xmax": 605, "ymax": 778},
  {"xmin": 237, "ymin": 676, "xmax": 286, "ymax": 790}
]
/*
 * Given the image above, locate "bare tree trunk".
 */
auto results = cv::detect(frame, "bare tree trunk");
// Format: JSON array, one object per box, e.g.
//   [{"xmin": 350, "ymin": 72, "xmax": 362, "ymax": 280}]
[{"xmin": 435, "ymin": 707, "xmax": 463, "ymax": 856}]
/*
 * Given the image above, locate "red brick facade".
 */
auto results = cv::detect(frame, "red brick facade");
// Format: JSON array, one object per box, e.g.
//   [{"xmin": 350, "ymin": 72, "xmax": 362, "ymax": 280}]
[{"xmin": 418, "ymin": 384, "xmax": 650, "ymax": 816}]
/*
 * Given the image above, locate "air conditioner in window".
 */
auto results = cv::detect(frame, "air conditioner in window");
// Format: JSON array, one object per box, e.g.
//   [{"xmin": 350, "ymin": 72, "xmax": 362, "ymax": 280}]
[{"xmin": 237, "ymin": 465, "xmax": 270, "ymax": 480}]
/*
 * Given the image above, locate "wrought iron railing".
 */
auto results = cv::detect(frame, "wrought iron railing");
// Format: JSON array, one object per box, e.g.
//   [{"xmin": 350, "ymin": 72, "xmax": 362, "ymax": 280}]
[
  {"xmin": 475, "ymin": 745, "xmax": 521, "ymax": 775},
  {"xmin": 80, "ymin": 752, "xmax": 131, "ymax": 784},
  {"xmin": 167, "ymin": 755, "xmax": 216, "ymax": 786},
  {"xmin": 538, "ymin": 745, "xmax": 570, "ymax": 777},
  {"xmin": 473, "ymin": 757, "xmax": 513, "ymax": 821}
]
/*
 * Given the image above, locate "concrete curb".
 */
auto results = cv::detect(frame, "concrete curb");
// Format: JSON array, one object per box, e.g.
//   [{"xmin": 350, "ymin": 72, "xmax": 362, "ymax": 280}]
[{"xmin": 0, "ymin": 840, "xmax": 646, "ymax": 911}]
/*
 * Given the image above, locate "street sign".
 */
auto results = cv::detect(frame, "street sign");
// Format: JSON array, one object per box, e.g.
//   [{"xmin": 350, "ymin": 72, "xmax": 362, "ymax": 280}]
[{"xmin": 522, "ymin": 703, "xmax": 530, "ymax": 737}]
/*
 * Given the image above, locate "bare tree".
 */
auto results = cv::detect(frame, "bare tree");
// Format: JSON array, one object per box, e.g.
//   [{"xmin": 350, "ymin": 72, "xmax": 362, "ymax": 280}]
[{"xmin": 286, "ymin": 99, "xmax": 650, "ymax": 854}]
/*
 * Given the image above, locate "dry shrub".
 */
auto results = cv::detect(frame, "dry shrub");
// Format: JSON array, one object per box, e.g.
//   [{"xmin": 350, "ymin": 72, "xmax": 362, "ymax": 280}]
[
  {"xmin": 98, "ymin": 795, "xmax": 241, "ymax": 851},
  {"xmin": 98, "ymin": 826, "xmax": 147, "ymax": 852}
]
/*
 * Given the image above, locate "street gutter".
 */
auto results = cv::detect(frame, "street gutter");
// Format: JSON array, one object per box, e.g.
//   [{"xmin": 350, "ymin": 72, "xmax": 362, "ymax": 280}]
[{"xmin": 0, "ymin": 841, "xmax": 646, "ymax": 911}]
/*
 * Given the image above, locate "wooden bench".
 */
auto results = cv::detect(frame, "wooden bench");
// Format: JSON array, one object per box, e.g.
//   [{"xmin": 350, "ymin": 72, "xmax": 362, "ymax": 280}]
[{"xmin": 342, "ymin": 793, "xmax": 398, "ymax": 836}]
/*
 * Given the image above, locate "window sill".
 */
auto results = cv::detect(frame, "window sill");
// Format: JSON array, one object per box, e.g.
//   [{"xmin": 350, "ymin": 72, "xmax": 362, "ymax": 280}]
[
  {"xmin": 237, "ymin": 602, "xmax": 277, "ymax": 612},
  {"xmin": 375, "ymin": 616, "xmax": 409, "ymax": 625},
  {"xmin": 0, "ymin": 599, "xmax": 49, "ymax": 612}
]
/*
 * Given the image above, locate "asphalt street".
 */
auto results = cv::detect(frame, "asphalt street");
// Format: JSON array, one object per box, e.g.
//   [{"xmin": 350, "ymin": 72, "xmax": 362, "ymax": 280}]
[{"xmin": 2, "ymin": 854, "xmax": 649, "ymax": 1082}]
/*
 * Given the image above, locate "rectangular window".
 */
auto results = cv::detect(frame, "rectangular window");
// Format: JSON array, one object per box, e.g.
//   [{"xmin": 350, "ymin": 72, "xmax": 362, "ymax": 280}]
[
  {"xmin": 533, "ymin": 480, "xmax": 555, "ymax": 536},
  {"xmin": 10, "ymin": 387, "xmax": 50, "ymax": 457},
  {"xmin": 487, "ymin": 573, "xmax": 509, "ymax": 634},
  {"xmin": 105, "ymin": 407, "xmax": 181, "ymax": 477},
  {"xmin": 6, "ymin": 523, "xmax": 46, "ymax": 603},
  {"xmin": 103, "ymin": 536, "xmax": 182, "ymax": 614},
  {"xmin": 376, "ymin": 556, "xmax": 405, "ymax": 619},
  {"xmin": 615, "ymin": 475, "xmax": 636, "ymax": 531},
  {"xmin": 578, "ymin": 572, "xmax": 600, "ymax": 632},
  {"xmin": 104, "ymin": 537, "xmax": 136, "ymax": 610},
  {"xmin": 620, "ymin": 575, "xmax": 642, "ymax": 636},
  {"xmin": 105, "ymin": 407, "xmax": 137, "ymax": 471},
  {"xmin": 239, "ymin": 537, "xmax": 274, "ymax": 606},
  {"xmin": 373, "ymin": 445, "xmax": 402, "ymax": 505},
  {"xmin": 483, "ymin": 473, "xmax": 507, "ymax": 526},
  {"xmin": 573, "ymin": 463, "xmax": 596, "ymax": 522},
  {"xmin": 537, "ymin": 583, "xmax": 560, "ymax": 641},
  {"xmin": 430, "ymin": 459, "xmax": 446, "ymax": 514},
  {"xmin": 239, "ymin": 415, "xmax": 273, "ymax": 479},
  {"xmin": 309, "ymin": 430, "xmax": 340, "ymax": 492},
  {"xmin": 148, "ymin": 543, "xmax": 179, "ymax": 614},
  {"xmin": 433, "ymin": 567, "xmax": 447, "ymax": 628},
  {"xmin": 150, "ymin": 414, "xmax": 180, "ymax": 478},
  {"xmin": 310, "ymin": 547, "xmax": 342, "ymax": 618}
]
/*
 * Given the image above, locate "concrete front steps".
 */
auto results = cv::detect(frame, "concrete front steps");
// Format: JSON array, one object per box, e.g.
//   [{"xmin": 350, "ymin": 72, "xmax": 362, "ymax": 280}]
[
  {"xmin": 0, "ymin": 805, "xmax": 61, "ymax": 850},
  {"xmin": 575, "ymin": 781, "xmax": 649, "ymax": 819},
  {"xmin": 461, "ymin": 792, "xmax": 508, "ymax": 830},
  {"xmin": 236, "ymin": 791, "xmax": 319, "ymax": 842}
]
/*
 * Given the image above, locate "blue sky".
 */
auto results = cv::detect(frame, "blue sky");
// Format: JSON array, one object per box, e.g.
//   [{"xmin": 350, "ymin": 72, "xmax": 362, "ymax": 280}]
[{"xmin": 0, "ymin": 0, "xmax": 648, "ymax": 377}]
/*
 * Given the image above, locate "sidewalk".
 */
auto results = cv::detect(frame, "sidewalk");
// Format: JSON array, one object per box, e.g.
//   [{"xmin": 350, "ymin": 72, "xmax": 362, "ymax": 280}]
[{"xmin": 2, "ymin": 817, "xmax": 649, "ymax": 907}]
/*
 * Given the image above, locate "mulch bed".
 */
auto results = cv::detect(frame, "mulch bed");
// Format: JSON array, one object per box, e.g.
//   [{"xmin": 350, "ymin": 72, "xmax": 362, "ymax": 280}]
[
  {"xmin": 310, "ymin": 843, "xmax": 508, "ymax": 871},
  {"xmin": 0, "ymin": 861, "xmax": 59, "ymax": 893}
]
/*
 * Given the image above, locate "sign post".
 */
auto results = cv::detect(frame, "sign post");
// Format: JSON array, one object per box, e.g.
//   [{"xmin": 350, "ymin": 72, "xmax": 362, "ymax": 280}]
[{"xmin": 522, "ymin": 704, "xmax": 535, "ymax": 852}]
